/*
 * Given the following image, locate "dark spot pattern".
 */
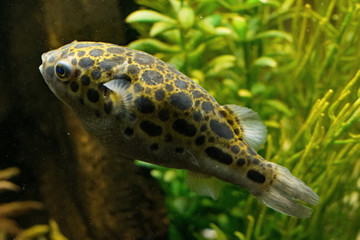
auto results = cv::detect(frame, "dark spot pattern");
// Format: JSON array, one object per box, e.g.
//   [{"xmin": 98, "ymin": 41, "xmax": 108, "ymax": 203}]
[
  {"xmin": 81, "ymin": 75, "xmax": 90, "ymax": 85},
  {"xmin": 205, "ymin": 147, "xmax": 233, "ymax": 165},
  {"xmin": 97, "ymin": 82, "xmax": 104, "ymax": 91},
  {"xmin": 210, "ymin": 120, "xmax": 234, "ymax": 139},
  {"xmin": 103, "ymin": 101, "xmax": 112, "ymax": 114},
  {"xmin": 218, "ymin": 110, "xmax": 227, "ymax": 118},
  {"xmin": 87, "ymin": 89, "xmax": 99, "ymax": 103},
  {"xmin": 252, "ymin": 158, "xmax": 260, "ymax": 165},
  {"xmin": 91, "ymin": 69, "xmax": 102, "ymax": 80},
  {"xmin": 74, "ymin": 70, "xmax": 81, "ymax": 78},
  {"xmin": 64, "ymin": 51, "xmax": 75, "ymax": 57},
  {"xmin": 230, "ymin": 145, "xmax": 240, "ymax": 154},
  {"xmin": 165, "ymin": 84, "xmax": 174, "ymax": 91},
  {"xmin": 134, "ymin": 52, "xmax": 155, "ymax": 65},
  {"xmin": 75, "ymin": 43, "xmax": 103, "ymax": 48},
  {"xmin": 116, "ymin": 73, "xmax": 132, "ymax": 83},
  {"xmin": 155, "ymin": 89, "xmax": 165, "ymax": 101},
  {"xmin": 247, "ymin": 147, "xmax": 257, "ymax": 156},
  {"xmin": 140, "ymin": 121, "xmax": 162, "ymax": 136},
  {"xmin": 165, "ymin": 134, "xmax": 172, "ymax": 142},
  {"xmin": 77, "ymin": 51, "xmax": 85, "ymax": 57},
  {"xmin": 234, "ymin": 129, "xmax": 240, "ymax": 135},
  {"xmin": 193, "ymin": 111, "xmax": 202, "ymax": 122},
  {"xmin": 173, "ymin": 119, "xmax": 197, "ymax": 137},
  {"xmin": 128, "ymin": 65, "xmax": 140, "ymax": 75},
  {"xmin": 142, "ymin": 70, "xmax": 164, "ymax": 85},
  {"xmin": 200, "ymin": 124, "xmax": 207, "ymax": 132},
  {"xmin": 107, "ymin": 47, "xmax": 125, "ymax": 54},
  {"xmin": 192, "ymin": 90, "xmax": 203, "ymax": 98},
  {"xmin": 158, "ymin": 109, "xmax": 169, "ymax": 121},
  {"xmin": 201, "ymin": 102, "xmax": 214, "ymax": 113},
  {"xmin": 133, "ymin": 83, "xmax": 144, "ymax": 93},
  {"xmin": 175, "ymin": 79, "xmax": 189, "ymax": 89},
  {"xmin": 150, "ymin": 143, "xmax": 159, "ymax": 151},
  {"xmin": 169, "ymin": 92, "xmax": 193, "ymax": 110},
  {"xmin": 89, "ymin": 49, "xmax": 104, "ymax": 57},
  {"xmin": 71, "ymin": 59, "xmax": 77, "ymax": 65},
  {"xmin": 79, "ymin": 57, "xmax": 95, "ymax": 69},
  {"xmin": 195, "ymin": 136, "xmax": 205, "ymax": 146},
  {"xmin": 156, "ymin": 65, "xmax": 164, "ymax": 72},
  {"xmin": 124, "ymin": 127, "xmax": 134, "ymax": 136},
  {"xmin": 175, "ymin": 148, "xmax": 184, "ymax": 153},
  {"xmin": 99, "ymin": 57, "xmax": 125, "ymax": 71},
  {"xmin": 70, "ymin": 81, "xmax": 79, "ymax": 92},
  {"xmin": 165, "ymin": 73, "xmax": 174, "ymax": 80},
  {"xmin": 135, "ymin": 96, "xmax": 155, "ymax": 114},
  {"xmin": 247, "ymin": 170, "xmax": 266, "ymax": 183},
  {"xmin": 237, "ymin": 158, "xmax": 246, "ymax": 166}
]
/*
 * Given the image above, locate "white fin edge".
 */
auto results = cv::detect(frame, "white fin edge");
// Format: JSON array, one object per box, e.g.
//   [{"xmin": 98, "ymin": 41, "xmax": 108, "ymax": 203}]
[
  {"xmin": 256, "ymin": 163, "xmax": 319, "ymax": 218},
  {"xmin": 186, "ymin": 171, "xmax": 224, "ymax": 200},
  {"xmin": 104, "ymin": 79, "xmax": 132, "ymax": 103},
  {"xmin": 104, "ymin": 79, "xmax": 131, "ymax": 95},
  {"xmin": 225, "ymin": 104, "xmax": 267, "ymax": 151}
]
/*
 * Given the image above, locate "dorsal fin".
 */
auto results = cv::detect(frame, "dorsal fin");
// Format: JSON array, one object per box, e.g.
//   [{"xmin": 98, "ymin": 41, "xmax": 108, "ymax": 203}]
[{"xmin": 225, "ymin": 104, "xmax": 267, "ymax": 151}]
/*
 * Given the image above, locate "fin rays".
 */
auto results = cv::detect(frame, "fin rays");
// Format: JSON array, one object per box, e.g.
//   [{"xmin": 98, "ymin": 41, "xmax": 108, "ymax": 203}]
[
  {"xmin": 257, "ymin": 163, "xmax": 319, "ymax": 218},
  {"xmin": 225, "ymin": 104, "xmax": 267, "ymax": 151}
]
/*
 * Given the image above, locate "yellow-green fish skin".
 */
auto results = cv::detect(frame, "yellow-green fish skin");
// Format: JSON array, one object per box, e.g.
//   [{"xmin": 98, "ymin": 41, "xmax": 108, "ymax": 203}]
[{"xmin": 39, "ymin": 41, "xmax": 319, "ymax": 218}]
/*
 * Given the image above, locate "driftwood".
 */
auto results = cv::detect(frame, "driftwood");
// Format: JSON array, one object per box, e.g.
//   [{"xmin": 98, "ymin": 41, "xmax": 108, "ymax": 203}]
[{"xmin": 0, "ymin": 0, "xmax": 168, "ymax": 239}]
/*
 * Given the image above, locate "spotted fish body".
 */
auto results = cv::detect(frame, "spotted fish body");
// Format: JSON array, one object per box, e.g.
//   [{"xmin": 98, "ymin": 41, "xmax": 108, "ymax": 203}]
[{"xmin": 39, "ymin": 41, "xmax": 319, "ymax": 218}]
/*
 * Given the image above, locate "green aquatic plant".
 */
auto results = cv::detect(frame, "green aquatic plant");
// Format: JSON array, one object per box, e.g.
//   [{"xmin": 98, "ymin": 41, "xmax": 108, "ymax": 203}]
[{"xmin": 127, "ymin": 0, "xmax": 360, "ymax": 239}]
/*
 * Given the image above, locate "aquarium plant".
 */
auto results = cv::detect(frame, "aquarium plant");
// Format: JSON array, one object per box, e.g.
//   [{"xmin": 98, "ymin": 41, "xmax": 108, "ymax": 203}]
[{"xmin": 126, "ymin": 0, "xmax": 360, "ymax": 239}]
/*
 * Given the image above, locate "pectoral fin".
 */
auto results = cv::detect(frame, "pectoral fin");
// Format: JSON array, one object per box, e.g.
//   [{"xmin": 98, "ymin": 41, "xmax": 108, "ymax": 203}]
[{"xmin": 104, "ymin": 78, "xmax": 133, "ymax": 113}]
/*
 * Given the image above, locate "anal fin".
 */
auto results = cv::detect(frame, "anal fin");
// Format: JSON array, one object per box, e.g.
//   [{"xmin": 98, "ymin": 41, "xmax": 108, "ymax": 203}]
[{"xmin": 186, "ymin": 170, "xmax": 224, "ymax": 199}]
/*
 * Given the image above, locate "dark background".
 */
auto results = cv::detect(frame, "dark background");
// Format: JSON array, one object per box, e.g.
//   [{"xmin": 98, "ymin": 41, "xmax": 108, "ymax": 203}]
[{"xmin": 0, "ymin": 1, "xmax": 169, "ymax": 239}]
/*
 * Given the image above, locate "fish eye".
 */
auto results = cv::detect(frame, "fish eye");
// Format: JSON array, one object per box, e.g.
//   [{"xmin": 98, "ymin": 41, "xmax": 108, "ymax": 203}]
[{"xmin": 54, "ymin": 61, "xmax": 72, "ymax": 81}]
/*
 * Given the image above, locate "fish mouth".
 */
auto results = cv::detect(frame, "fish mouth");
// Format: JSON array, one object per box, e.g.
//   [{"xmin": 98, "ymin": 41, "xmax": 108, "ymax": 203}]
[
  {"xmin": 39, "ymin": 64, "xmax": 43, "ymax": 75},
  {"xmin": 39, "ymin": 53, "xmax": 47, "ymax": 75}
]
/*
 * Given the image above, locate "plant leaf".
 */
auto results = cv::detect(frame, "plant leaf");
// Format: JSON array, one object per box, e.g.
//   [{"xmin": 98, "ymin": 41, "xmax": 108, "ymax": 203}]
[
  {"xmin": 253, "ymin": 56, "xmax": 278, "ymax": 68},
  {"xmin": 127, "ymin": 39, "xmax": 180, "ymax": 53},
  {"xmin": 126, "ymin": 10, "xmax": 176, "ymax": 24},
  {"xmin": 252, "ymin": 30, "xmax": 293, "ymax": 42},
  {"xmin": 178, "ymin": 7, "xmax": 195, "ymax": 29},
  {"xmin": 150, "ymin": 22, "xmax": 177, "ymax": 37}
]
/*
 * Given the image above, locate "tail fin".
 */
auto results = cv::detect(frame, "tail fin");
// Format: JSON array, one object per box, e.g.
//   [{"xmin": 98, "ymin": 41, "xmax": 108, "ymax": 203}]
[{"xmin": 257, "ymin": 164, "xmax": 319, "ymax": 218}]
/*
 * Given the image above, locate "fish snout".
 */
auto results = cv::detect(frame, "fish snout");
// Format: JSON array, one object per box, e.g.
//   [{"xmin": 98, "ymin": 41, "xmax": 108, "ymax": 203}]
[{"xmin": 39, "ymin": 53, "xmax": 48, "ymax": 75}]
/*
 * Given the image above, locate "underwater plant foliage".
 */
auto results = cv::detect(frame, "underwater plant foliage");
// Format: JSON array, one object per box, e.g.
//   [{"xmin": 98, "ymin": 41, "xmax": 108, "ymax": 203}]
[{"xmin": 127, "ymin": 0, "xmax": 360, "ymax": 239}]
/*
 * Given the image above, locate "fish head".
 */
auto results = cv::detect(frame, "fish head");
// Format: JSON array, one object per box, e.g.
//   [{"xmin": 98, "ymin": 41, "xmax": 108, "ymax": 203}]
[{"xmin": 39, "ymin": 41, "xmax": 130, "ymax": 116}]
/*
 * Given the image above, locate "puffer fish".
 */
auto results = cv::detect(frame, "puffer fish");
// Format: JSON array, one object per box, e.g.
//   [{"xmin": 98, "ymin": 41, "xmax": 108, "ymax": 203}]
[{"xmin": 39, "ymin": 41, "xmax": 319, "ymax": 218}]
